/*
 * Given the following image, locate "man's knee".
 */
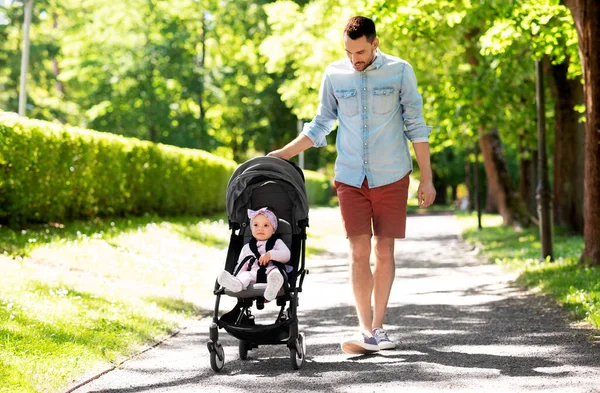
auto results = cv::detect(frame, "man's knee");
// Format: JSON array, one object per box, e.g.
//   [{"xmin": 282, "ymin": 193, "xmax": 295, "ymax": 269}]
[
  {"xmin": 349, "ymin": 234, "xmax": 371, "ymax": 264},
  {"xmin": 374, "ymin": 237, "xmax": 395, "ymax": 260}
]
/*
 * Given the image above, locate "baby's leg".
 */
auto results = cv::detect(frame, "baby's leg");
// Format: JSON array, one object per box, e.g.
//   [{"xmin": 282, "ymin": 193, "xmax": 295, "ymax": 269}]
[
  {"xmin": 217, "ymin": 270, "xmax": 243, "ymax": 292},
  {"xmin": 264, "ymin": 270, "xmax": 284, "ymax": 301},
  {"xmin": 236, "ymin": 271, "xmax": 256, "ymax": 290}
]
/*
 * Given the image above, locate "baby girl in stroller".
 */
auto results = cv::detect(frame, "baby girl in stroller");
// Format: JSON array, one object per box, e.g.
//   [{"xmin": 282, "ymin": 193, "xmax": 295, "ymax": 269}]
[{"xmin": 217, "ymin": 207, "xmax": 291, "ymax": 301}]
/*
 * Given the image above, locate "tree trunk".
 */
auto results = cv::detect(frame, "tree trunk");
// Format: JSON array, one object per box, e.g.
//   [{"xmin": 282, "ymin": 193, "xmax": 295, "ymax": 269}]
[
  {"xmin": 518, "ymin": 145, "xmax": 537, "ymax": 217},
  {"xmin": 546, "ymin": 56, "xmax": 585, "ymax": 233},
  {"xmin": 198, "ymin": 11, "xmax": 206, "ymax": 122},
  {"xmin": 51, "ymin": 12, "xmax": 65, "ymax": 96},
  {"xmin": 433, "ymin": 179, "xmax": 447, "ymax": 205},
  {"xmin": 479, "ymin": 127, "xmax": 533, "ymax": 228},
  {"xmin": 485, "ymin": 184, "xmax": 497, "ymax": 214},
  {"xmin": 150, "ymin": 124, "xmax": 157, "ymax": 142},
  {"xmin": 564, "ymin": 0, "xmax": 600, "ymax": 265},
  {"xmin": 465, "ymin": 156, "xmax": 472, "ymax": 212}
]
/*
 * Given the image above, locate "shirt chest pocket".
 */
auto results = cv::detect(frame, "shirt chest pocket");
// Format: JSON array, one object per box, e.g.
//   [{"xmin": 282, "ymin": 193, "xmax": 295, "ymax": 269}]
[
  {"xmin": 372, "ymin": 87, "xmax": 396, "ymax": 115},
  {"xmin": 335, "ymin": 89, "xmax": 359, "ymax": 117}
]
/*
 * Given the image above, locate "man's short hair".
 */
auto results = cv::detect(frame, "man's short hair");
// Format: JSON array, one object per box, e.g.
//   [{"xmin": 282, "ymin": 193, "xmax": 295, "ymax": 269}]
[{"xmin": 344, "ymin": 16, "xmax": 376, "ymax": 43}]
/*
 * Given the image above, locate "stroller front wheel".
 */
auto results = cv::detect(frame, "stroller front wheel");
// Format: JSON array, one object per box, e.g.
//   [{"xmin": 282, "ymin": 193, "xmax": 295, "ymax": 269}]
[
  {"xmin": 209, "ymin": 342, "xmax": 225, "ymax": 372},
  {"xmin": 290, "ymin": 332, "xmax": 306, "ymax": 370}
]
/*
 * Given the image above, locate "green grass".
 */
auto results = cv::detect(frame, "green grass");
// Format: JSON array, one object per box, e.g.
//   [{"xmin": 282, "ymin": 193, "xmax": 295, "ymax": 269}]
[
  {"xmin": 457, "ymin": 212, "xmax": 600, "ymax": 329},
  {"xmin": 0, "ymin": 211, "xmax": 328, "ymax": 392},
  {"xmin": 0, "ymin": 213, "xmax": 232, "ymax": 393}
]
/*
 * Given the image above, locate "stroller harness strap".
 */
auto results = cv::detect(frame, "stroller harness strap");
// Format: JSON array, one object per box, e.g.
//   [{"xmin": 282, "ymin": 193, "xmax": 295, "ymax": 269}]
[{"xmin": 233, "ymin": 235, "xmax": 284, "ymax": 284}]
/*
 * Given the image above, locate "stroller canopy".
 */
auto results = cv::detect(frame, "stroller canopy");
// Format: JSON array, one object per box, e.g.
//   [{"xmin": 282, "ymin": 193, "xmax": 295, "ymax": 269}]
[{"xmin": 226, "ymin": 157, "xmax": 309, "ymax": 233}]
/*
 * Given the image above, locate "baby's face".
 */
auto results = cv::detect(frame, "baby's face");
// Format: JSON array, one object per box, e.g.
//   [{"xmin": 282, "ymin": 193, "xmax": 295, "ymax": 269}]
[{"xmin": 251, "ymin": 214, "xmax": 274, "ymax": 241}]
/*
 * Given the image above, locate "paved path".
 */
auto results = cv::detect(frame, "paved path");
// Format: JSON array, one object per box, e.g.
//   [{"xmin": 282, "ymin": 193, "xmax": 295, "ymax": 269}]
[{"xmin": 68, "ymin": 208, "xmax": 599, "ymax": 393}]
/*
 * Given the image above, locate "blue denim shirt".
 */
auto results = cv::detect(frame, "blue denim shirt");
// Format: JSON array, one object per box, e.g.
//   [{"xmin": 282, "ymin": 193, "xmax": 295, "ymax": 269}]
[{"xmin": 301, "ymin": 50, "xmax": 432, "ymax": 188}]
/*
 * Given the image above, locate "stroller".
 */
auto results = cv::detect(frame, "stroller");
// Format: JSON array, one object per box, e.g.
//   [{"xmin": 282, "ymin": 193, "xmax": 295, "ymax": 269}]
[{"xmin": 206, "ymin": 156, "xmax": 309, "ymax": 372}]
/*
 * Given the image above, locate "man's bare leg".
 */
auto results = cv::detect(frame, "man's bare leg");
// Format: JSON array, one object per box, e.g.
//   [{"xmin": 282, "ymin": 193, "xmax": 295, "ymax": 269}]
[
  {"xmin": 348, "ymin": 234, "xmax": 373, "ymax": 332},
  {"xmin": 372, "ymin": 236, "xmax": 395, "ymax": 329}
]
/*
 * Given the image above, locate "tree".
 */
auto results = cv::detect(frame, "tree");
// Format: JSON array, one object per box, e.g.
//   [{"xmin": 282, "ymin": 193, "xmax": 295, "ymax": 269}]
[
  {"xmin": 563, "ymin": 0, "xmax": 600, "ymax": 265},
  {"xmin": 480, "ymin": 1, "xmax": 584, "ymax": 233}
]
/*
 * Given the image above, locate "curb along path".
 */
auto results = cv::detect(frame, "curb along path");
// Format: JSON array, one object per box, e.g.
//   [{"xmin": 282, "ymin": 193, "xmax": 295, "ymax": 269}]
[{"xmin": 68, "ymin": 208, "xmax": 599, "ymax": 393}]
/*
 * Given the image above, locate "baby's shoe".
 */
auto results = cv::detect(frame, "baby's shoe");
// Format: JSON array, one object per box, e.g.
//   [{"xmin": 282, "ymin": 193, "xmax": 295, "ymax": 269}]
[
  {"xmin": 264, "ymin": 270, "xmax": 284, "ymax": 301},
  {"xmin": 217, "ymin": 271, "xmax": 243, "ymax": 292}
]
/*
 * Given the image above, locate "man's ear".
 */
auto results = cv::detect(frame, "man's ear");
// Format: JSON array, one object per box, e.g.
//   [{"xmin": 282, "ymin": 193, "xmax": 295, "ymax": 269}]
[{"xmin": 373, "ymin": 38, "xmax": 379, "ymax": 51}]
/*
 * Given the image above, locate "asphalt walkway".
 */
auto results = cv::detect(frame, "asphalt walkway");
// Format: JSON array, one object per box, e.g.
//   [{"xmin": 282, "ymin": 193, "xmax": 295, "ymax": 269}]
[{"xmin": 67, "ymin": 208, "xmax": 600, "ymax": 393}]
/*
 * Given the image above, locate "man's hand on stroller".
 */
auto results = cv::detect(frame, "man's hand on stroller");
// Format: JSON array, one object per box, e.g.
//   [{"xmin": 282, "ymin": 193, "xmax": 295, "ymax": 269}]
[
  {"xmin": 267, "ymin": 149, "xmax": 289, "ymax": 160},
  {"xmin": 259, "ymin": 252, "xmax": 272, "ymax": 265}
]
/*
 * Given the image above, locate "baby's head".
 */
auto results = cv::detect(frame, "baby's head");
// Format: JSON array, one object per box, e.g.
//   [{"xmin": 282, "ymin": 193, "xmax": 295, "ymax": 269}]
[{"xmin": 248, "ymin": 207, "xmax": 278, "ymax": 241}]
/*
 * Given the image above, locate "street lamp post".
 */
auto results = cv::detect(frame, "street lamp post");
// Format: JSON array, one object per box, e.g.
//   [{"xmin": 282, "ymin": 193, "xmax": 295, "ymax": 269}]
[
  {"xmin": 297, "ymin": 119, "xmax": 304, "ymax": 169},
  {"xmin": 535, "ymin": 59, "xmax": 554, "ymax": 261},
  {"xmin": 18, "ymin": 0, "xmax": 33, "ymax": 117}
]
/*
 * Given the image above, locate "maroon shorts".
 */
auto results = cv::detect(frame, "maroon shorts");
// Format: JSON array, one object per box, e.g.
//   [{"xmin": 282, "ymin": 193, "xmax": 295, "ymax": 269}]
[{"xmin": 334, "ymin": 175, "xmax": 410, "ymax": 239}]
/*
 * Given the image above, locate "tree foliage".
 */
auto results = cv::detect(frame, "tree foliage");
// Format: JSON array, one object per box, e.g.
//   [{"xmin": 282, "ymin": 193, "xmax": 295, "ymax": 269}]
[{"xmin": 0, "ymin": 0, "xmax": 301, "ymax": 162}]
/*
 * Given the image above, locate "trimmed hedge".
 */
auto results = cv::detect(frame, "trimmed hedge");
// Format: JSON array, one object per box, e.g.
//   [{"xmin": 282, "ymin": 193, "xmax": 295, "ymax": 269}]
[
  {"xmin": 0, "ymin": 115, "xmax": 236, "ymax": 224},
  {"xmin": 304, "ymin": 169, "xmax": 331, "ymax": 206}
]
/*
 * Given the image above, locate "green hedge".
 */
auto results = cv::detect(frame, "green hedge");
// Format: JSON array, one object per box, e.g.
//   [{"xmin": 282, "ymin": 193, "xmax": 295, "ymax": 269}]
[
  {"xmin": 0, "ymin": 115, "xmax": 236, "ymax": 224},
  {"xmin": 304, "ymin": 169, "xmax": 331, "ymax": 206}
]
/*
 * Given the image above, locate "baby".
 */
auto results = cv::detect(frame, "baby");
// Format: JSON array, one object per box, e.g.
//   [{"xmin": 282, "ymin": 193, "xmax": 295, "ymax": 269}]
[{"xmin": 217, "ymin": 207, "xmax": 291, "ymax": 301}]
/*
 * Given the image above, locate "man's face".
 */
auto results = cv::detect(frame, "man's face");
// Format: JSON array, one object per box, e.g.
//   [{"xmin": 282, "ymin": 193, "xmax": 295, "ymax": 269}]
[{"xmin": 344, "ymin": 35, "xmax": 379, "ymax": 71}]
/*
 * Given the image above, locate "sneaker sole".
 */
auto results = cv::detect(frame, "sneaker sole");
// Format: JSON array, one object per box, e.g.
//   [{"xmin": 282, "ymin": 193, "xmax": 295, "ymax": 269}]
[
  {"xmin": 341, "ymin": 341, "xmax": 380, "ymax": 355},
  {"xmin": 377, "ymin": 341, "xmax": 396, "ymax": 350},
  {"xmin": 217, "ymin": 271, "xmax": 242, "ymax": 292}
]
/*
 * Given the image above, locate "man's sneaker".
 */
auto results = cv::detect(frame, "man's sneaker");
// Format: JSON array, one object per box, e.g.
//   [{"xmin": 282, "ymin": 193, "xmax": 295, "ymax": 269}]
[
  {"xmin": 372, "ymin": 328, "xmax": 396, "ymax": 350},
  {"xmin": 341, "ymin": 331, "xmax": 380, "ymax": 355}
]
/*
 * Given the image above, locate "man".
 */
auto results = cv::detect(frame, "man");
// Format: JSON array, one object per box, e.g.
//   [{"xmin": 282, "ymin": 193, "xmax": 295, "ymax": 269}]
[{"xmin": 268, "ymin": 16, "xmax": 436, "ymax": 355}]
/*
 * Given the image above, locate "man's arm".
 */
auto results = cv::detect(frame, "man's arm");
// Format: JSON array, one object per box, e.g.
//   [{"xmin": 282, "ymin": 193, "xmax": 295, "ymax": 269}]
[
  {"xmin": 413, "ymin": 142, "xmax": 436, "ymax": 208},
  {"xmin": 267, "ymin": 134, "xmax": 314, "ymax": 161}
]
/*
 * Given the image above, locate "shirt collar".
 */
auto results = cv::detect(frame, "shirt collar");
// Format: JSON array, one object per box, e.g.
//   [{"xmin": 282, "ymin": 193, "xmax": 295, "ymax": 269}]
[{"xmin": 368, "ymin": 49, "xmax": 384, "ymax": 70}]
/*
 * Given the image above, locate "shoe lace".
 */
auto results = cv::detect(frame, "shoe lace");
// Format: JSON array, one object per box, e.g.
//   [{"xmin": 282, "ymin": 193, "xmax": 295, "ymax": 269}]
[{"xmin": 373, "ymin": 328, "xmax": 388, "ymax": 340}]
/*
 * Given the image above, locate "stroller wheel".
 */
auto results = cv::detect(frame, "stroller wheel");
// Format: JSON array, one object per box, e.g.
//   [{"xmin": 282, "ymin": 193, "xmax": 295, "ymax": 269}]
[
  {"xmin": 290, "ymin": 332, "xmax": 306, "ymax": 370},
  {"xmin": 239, "ymin": 340, "xmax": 249, "ymax": 360},
  {"xmin": 210, "ymin": 342, "xmax": 225, "ymax": 372}
]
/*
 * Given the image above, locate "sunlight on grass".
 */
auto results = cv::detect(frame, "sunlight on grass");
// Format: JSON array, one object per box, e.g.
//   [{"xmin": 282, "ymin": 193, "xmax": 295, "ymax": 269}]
[
  {"xmin": 457, "ymin": 212, "xmax": 599, "ymax": 329},
  {"xmin": 0, "ymin": 213, "xmax": 230, "ymax": 393}
]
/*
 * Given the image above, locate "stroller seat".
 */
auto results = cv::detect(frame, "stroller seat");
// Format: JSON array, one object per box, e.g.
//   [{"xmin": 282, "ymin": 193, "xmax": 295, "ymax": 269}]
[{"xmin": 223, "ymin": 218, "xmax": 293, "ymax": 299}]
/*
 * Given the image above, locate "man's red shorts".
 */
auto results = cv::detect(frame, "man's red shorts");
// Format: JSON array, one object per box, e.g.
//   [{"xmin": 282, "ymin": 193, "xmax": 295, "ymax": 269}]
[{"xmin": 334, "ymin": 175, "xmax": 410, "ymax": 239}]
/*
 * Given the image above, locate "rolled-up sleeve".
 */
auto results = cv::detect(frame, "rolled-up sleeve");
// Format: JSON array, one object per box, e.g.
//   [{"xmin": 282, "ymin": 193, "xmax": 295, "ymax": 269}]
[
  {"xmin": 301, "ymin": 72, "xmax": 338, "ymax": 148},
  {"xmin": 400, "ymin": 63, "xmax": 431, "ymax": 143}
]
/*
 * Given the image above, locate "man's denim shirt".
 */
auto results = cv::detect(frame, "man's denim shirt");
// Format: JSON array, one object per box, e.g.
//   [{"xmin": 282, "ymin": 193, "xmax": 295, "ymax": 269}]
[{"xmin": 301, "ymin": 50, "xmax": 432, "ymax": 188}]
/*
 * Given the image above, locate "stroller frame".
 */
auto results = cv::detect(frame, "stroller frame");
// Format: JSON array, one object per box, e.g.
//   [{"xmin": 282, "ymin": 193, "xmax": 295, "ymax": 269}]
[{"xmin": 207, "ymin": 157, "xmax": 310, "ymax": 372}]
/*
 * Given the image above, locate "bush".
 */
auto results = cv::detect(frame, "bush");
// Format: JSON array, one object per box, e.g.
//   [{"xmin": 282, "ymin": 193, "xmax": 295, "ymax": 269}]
[{"xmin": 0, "ymin": 115, "xmax": 236, "ymax": 224}]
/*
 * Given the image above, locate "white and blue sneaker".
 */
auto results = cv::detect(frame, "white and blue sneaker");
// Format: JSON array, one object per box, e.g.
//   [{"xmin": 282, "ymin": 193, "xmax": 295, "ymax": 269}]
[
  {"xmin": 341, "ymin": 331, "xmax": 380, "ymax": 355},
  {"xmin": 372, "ymin": 328, "xmax": 396, "ymax": 350}
]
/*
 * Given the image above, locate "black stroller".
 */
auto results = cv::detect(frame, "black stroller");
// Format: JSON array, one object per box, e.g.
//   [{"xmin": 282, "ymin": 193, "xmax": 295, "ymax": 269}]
[{"xmin": 207, "ymin": 156, "xmax": 309, "ymax": 372}]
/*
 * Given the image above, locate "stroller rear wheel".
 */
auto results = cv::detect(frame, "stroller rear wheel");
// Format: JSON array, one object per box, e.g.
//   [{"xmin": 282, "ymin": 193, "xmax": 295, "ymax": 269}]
[
  {"xmin": 290, "ymin": 332, "xmax": 306, "ymax": 370},
  {"xmin": 209, "ymin": 342, "xmax": 225, "ymax": 372},
  {"xmin": 239, "ymin": 340, "xmax": 249, "ymax": 360}
]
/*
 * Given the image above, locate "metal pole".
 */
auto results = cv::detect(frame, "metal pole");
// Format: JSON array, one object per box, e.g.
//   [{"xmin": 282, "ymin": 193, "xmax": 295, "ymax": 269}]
[
  {"xmin": 18, "ymin": 0, "xmax": 33, "ymax": 117},
  {"xmin": 535, "ymin": 59, "xmax": 554, "ymax": 261},
  {"xmin": 297, "ymin": 119, "xmax": 304, "ymax": 169}
]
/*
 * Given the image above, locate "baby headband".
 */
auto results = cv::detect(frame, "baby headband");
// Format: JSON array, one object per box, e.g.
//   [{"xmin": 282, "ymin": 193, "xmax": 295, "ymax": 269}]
[{"xmin": 248, "ymin": 207, "xmax": 278, "ymax": 232}]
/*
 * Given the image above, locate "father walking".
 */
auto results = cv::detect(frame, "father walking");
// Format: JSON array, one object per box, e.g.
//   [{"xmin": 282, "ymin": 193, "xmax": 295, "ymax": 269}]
[{"xmin": 268, "ymin": 15, "xmax": 435, "ymax": 354}]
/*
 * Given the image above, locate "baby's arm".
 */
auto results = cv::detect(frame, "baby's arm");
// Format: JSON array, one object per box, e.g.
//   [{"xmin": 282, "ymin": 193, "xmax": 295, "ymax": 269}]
[{"xmin": 267, "ymin": 239, "xmax": 291, "ymax": 263}]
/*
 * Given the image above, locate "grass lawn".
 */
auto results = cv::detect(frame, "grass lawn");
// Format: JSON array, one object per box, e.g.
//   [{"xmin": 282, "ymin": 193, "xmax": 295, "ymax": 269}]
[
  {"xmin": 456, "ymin": 212, "xmax": 600, "ymax": 332},
  {"xmin": 0, "ymin": 211, "xmax": 327, "ymax": 393}
]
